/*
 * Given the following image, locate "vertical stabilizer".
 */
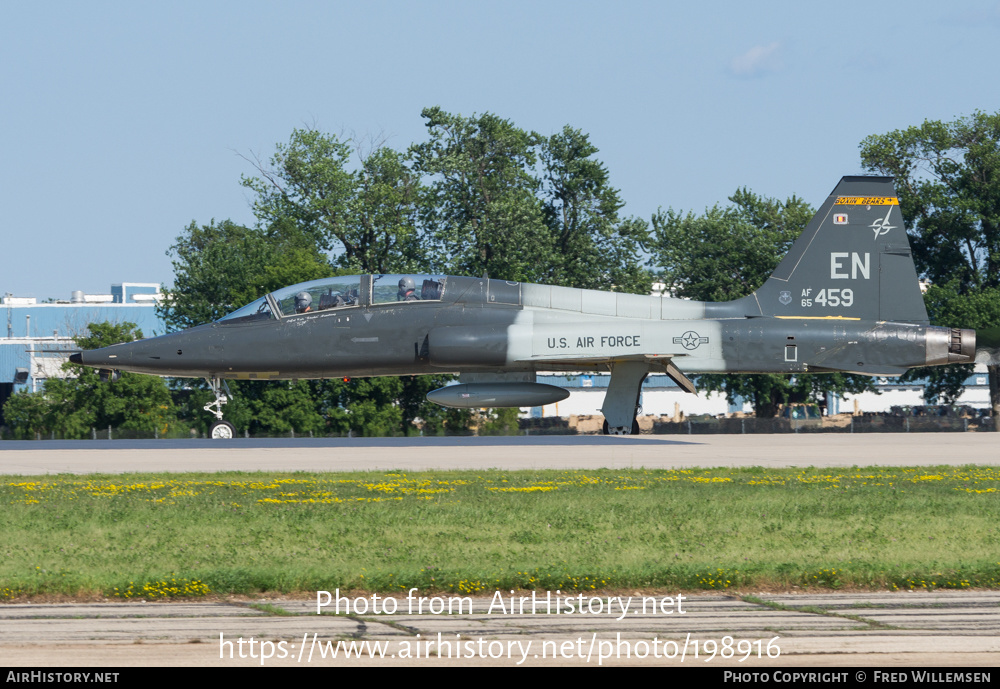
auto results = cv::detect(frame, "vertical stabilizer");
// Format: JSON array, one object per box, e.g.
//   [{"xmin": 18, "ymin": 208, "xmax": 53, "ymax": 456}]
[{"xmin": 748, "ymin": 176, "xmax": 928, "ymax": 324}]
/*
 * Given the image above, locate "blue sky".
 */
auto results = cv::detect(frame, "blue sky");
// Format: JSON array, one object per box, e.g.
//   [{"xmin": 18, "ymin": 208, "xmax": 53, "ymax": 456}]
[{"xmin": 3, "ymin": 0, "xmax": 999, "ymax": 300}]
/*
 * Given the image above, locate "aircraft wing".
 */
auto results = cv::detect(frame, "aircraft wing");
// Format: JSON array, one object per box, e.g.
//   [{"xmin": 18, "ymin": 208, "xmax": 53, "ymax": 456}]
[
  {"xmin": 515, "ymin": 352, "xmax": 673, "ymax": 364},
  {"xmin": 512, "ymin": 353, "xmax": 696, "ymax": 394}
]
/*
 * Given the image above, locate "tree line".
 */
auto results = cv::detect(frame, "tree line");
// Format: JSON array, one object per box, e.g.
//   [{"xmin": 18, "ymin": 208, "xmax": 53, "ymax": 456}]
[{"xmin": 4, "ymin": 108, "xmax": 999, "ymax": 437}]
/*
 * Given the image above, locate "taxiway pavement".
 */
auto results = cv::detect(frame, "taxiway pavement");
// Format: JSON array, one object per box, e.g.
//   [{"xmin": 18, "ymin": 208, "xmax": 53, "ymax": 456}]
[
  {"xmin": 2, "ymin": 592, "xmax": 999, "ymax": 667},
  {"xmin": 0, "ymin": 433, "xmax": 997, "ymax": 474}
]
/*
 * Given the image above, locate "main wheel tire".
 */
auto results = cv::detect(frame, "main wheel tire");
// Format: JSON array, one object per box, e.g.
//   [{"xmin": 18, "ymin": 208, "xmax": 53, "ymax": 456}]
[
  {"xmin": 602, "ymin": 419, "xmax": 640, "ymax": 435},
  {"xmin": 209, "ymin": 420, "xmax": 236, "ymax": 439}
]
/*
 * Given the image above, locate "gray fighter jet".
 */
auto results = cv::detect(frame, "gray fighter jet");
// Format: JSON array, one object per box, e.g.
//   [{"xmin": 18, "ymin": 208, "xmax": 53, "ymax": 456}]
[{"xmin": 72, "ymin": 177, "xmax": 977, "ymax": 438}]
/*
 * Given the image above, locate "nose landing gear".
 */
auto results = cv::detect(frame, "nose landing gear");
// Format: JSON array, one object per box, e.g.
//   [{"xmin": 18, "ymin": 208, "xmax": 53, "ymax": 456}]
[{"xmin": 204, "ymin": 377, "xmax": 236, "ymax": 439}]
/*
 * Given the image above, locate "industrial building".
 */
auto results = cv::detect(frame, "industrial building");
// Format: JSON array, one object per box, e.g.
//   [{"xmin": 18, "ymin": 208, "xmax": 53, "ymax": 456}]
[{"xmin": 0, "ymin": 284, "xmax": 163, "ymax": 422}]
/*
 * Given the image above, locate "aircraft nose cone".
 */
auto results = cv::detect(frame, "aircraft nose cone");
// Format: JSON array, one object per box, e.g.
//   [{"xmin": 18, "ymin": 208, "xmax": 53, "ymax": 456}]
[{"xmin": 70, "ymin": 341, "xmax": 137, "ymax": 370}]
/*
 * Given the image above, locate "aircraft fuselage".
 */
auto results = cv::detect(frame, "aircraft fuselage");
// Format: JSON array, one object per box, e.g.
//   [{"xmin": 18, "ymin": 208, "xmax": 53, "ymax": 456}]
[{"xmin": 76, "ymin": 276, "xmax": 969, "ymax": 381}]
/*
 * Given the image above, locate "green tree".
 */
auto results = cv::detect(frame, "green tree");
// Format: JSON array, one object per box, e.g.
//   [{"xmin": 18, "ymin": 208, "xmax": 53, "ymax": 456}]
[
  {"xmin": 1, "ymin": 388, "xmax": 51, "ymax": 439},
  {"xmin": 242, "ymin": 129, "xmax": 424, "ymax": 274},
  {"xmin": 411, "ymin": 108, "xmax": 651, "ymax": 292},
  {"xmin": 241, "ymin": 128, "xmax": 355, "ymax": 254},
  {"xmin": 860, "ymin": 112, "xmax": 1000, "ymax": 426},
  {"xmin": 410, "ymin": 107, "xmax": 552, "ymax": 281},
  {"xmin": 477, "ymin": 407, "xmax": 521, "ymax": 435},
  {"xmin": 347, "ymin": 145, "xmax": 426, "ymax": 273},
  {"xmin": 247, "ymin": 381, "xmax": 329, "ymax": 436},
  {"xmin": 651, "ymin": 188, "xmax": 813, "ymax": 301},
  {"xmin": 650, "ymin": 189, "xmax": 877, "ymax": 418},
  {"xmin": 158, "ymin": 219, "xmax": 334, "ymax": 332},
  {"xmin": 539, "ymin": 126, "xmax": 650, "ymax": 293}
]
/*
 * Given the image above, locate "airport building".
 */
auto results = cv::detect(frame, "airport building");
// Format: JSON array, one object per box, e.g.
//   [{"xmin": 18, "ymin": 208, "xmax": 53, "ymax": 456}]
[
  {"xmin": 0, "ymin": 284, "xmax": 163, "ymax": 420},
  {"xmin": 531, "ymin": 370, "xmax": 993, "ymax": 419}
]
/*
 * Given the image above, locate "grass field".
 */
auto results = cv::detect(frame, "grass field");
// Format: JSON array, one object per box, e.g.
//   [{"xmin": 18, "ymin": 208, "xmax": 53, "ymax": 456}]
[{"xmin": 2, "ymin": 466, "xmax": 999, "ymax": 600}]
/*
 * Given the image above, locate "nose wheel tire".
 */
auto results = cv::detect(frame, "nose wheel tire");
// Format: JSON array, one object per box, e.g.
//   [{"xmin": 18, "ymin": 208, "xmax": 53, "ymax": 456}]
[{"xmin": 209, "ymin": 420, "xmax": 236, "ymax": 439}]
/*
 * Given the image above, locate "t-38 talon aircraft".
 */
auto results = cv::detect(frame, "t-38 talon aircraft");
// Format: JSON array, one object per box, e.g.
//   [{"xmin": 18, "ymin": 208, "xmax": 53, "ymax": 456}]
[{"xmin": 72, "ymin": 176, "xmax": 978, "ymax": 439}]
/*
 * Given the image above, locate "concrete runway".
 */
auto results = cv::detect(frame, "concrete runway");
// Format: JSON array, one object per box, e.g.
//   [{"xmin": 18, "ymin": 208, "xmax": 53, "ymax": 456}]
[
  {"xmin": 0, "ymin": 432, "xmax": 998, "ymax": 474},
  {"xmin": 2, "ymin": 433, "xmax": 999, "ymax": 667}
]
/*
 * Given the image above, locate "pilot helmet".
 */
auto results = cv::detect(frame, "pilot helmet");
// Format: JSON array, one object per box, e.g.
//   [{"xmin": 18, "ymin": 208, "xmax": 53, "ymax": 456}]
[
  {"xmin": 294, "ymin": 291, "xmax": 312, "ymax": 312},
  {"xmin": 397, "ymin": 276, "xmax": 415, "ymax": 298}
]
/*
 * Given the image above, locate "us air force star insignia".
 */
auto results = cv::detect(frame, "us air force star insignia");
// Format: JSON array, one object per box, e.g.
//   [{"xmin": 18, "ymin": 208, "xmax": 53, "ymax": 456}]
[
  {"xmin": 870, "ymin": 207, "xmax": 895, "ymax": 239},
  {"xmin": 779, "ymin": 291, "xmax": 792, "ymax": 306},
  {"xmin": 673, "ymin": 330, "xmax": 709, "ymax": 350}
]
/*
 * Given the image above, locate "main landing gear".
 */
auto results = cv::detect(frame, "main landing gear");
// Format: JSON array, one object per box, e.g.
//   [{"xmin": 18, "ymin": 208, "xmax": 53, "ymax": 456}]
[
  {"xmin": 205, "ymin": 377, "xmax": 236, "ymax": 439},
  {"xmin": 600, "ymin": 361, "xmax": 648, "ymax": 436}
]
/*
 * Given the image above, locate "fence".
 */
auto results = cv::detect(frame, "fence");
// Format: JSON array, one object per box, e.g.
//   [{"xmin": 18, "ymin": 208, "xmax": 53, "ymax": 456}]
[
  {"xmin": 522, "ymin": 414, "xmax": 995, "ymax": 435},
  {"xmin": 1, "ymin": 414, "xmax": 995, "ymax": 440},
  {"xmin": 647, "ymin": 415, "xmax": 987, "ymax": 434}
]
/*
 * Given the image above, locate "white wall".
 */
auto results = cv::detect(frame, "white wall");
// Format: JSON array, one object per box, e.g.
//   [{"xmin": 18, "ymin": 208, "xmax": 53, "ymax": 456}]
[{"xmin": 536, "ymin": 385, "xmax": 991, "ymax": 418}]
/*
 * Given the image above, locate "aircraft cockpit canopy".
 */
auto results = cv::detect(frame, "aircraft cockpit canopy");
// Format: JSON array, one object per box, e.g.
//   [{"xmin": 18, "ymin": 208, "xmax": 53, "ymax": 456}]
[
  {"xmin": 216, "ymin": 295, "xmax": 272, "ymax": 323},
  {"xmin": 272, "ymin": 276, "xmax": 362, "ymax": 316},
  {"xmin": 216, "ymin": 274, "xmax": 448, "ymax": 323},
  {"xmin": 372, "ymin": 274, "xmax": 446, "ymax": 303}
]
